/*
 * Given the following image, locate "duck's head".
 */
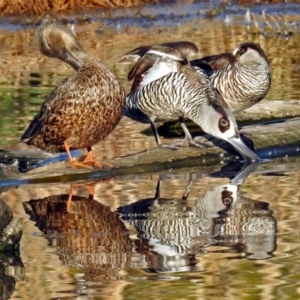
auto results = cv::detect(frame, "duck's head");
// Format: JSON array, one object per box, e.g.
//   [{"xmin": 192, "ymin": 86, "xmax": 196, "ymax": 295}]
[
  {"xmin": 233, "ymin": 42, "xmax": 269, "ymax": 66},
  {"xmin": 36, "ymin": 15, "xmax": 84, "ymax": 70},
  {"xmin": 199, "ymin": 103, "xmax": 260, "ymax": 163}
]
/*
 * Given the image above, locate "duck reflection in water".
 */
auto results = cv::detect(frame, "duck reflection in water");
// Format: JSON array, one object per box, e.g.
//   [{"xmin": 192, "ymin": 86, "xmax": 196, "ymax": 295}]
[
  {"xmin": 23, "ymin": 183, "xmax": 131, "ymax": 283},
  {"xmin": 117, "ymin": 162, "xmax": 277, "ymax": 274}
]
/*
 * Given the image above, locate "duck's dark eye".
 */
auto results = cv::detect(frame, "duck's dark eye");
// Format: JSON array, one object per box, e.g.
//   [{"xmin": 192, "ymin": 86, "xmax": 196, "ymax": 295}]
[
  {"xmin": 222, "ymin": 190, "xmax": 233, "ymax": 205},
  {"xmin": 223, "ymin": 198, "xmax": 232, "ymax": 204},
  {"xmin": 221, "ymin": 119, "xmax": 228, "ymax": 126},
  {"xmin": 239, "ymin": 47, "xmax": 246, "ymax": 55},
  {"xmin": 219, "ymin": 117, "xmax": 230, "ymax": 133}
]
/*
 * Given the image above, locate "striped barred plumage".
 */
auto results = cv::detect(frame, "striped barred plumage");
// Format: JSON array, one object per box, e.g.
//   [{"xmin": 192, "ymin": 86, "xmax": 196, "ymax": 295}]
[
  {"xmin": 117, "ymin": 180, "xmax": 213, "ymax": 257},
  {"xmin": 191, "ymin": 42, "xmax": 271, "ymax": 113},
  {"xmin": 125, "ymin": 69, "xmax": 217, "ymax": 124},
  {"xmin": 117, "ymin": 178, "xmax": 276, "ymax": 263},
  {"xmin": 120, "ymin": 42, "xmax": 260, "ymax": 161}
]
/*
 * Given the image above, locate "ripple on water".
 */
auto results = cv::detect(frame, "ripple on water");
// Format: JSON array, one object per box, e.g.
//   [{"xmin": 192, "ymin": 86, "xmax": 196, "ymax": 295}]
[{"xmin": 0, "ymin": 167, "xmax": 299, "ymax": 298}]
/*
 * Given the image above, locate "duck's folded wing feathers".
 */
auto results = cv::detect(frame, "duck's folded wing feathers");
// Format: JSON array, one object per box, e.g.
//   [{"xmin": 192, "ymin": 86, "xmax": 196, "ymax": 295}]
[
  {"xmin": 21, "ymin": 102, "xmax": 50, "ymax": 141},
  {"xmin": 117, "ymin": 41, "xmax": 198, "ymax": 65},
  {"xmin": 117, "ymin": 45, "xmax": 152, "ymax": 64},
  {"xmin": 20, "ymin": 77, "xmax": 69, "ymax": 142},
  {"xmin": 191, "ymin": 52, "xmax": 236, "ymax": 71},
  {"xmin": 128, "ymin": 45, "xmax": 186, "ymax": 87}
]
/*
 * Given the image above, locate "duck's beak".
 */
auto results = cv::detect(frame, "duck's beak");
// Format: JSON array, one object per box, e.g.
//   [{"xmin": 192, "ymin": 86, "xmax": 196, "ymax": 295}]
[
  {"xmin": 62, "ymin": 47, "xmax": 81, "ymax": 71},
  {"xmin": 228, "ymin": 136, "xmax": 260, "ymax": 163}
]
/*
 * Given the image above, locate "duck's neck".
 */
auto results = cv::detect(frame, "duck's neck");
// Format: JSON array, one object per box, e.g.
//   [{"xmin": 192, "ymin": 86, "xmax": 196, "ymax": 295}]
[{"xmin": 62, "ymin": 45, "xmax": 89, "ymax": 71}]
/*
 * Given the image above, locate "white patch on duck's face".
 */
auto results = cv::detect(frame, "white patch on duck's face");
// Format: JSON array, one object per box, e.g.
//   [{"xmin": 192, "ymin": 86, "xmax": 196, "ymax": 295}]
[
  {"xmin": 233, "ymin": 47, "xmax": 262, "ymax": 65},
  {"xmin": 199, "ymin": 184, "xmax": 238, "ymax": 216},
  {"xmin": 201, "ymin": 108, "xmax": 238, "ymax": 142},
  {"xmin": 61, "ymin": 30, "xmax": 76, "ymax": 45},
  {"xmin": 140, "ymin": 60, "xmax": 179, "ymax": 86},
  {"xmin": 217, "ymin": 117, "xmax": 238, "ymax": 141},
  {"xmin": 239, "ymin": 48, "xmax": 262, "ymax": 64}
]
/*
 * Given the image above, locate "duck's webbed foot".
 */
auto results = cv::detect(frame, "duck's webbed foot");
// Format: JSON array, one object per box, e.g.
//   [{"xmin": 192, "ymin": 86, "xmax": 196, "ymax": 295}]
[
  {"xmin": 64, "ymin": 143, "xmax": 113, "ymax": 169},
  {"xmin": 158, "ymin": 143, "xmax": 181, "ymax": 150},
  {"xmin": 183, "ymin": 136, "xmax": 208, "ymax": 148},
  {"xmin": 69, "ymin": 160, "xmax": 113, "ymax": 169}
]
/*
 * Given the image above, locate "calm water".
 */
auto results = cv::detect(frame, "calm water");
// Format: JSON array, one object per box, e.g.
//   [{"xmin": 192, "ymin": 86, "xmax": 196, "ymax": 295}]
[{"xmin": 1, "ymin": 1, "xmax": 300, "ymax": 299}]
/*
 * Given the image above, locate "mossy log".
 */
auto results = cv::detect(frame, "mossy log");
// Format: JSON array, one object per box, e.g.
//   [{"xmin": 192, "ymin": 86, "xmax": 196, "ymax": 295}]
[{"xmin": 0, "ymin": 100, "xmax": 300, "ymax": 186}]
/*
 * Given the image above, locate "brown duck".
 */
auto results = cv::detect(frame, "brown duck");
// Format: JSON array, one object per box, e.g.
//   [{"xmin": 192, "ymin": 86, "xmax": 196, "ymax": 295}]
[{"xmin": 21, "ymin": 15, "xmax": 125, "ymax": 168}]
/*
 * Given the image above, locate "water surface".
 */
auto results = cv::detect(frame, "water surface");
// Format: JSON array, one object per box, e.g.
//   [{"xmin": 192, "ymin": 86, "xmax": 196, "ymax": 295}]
[{"xmin": 1, "ymin": 1, "xmax": 300, "ymax": 299}]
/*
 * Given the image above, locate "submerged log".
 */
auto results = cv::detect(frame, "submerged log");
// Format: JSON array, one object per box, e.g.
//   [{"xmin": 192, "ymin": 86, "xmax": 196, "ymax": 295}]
[{"xmin": 0, "ymin": 100, "xmax": 300, "ymax": 185}]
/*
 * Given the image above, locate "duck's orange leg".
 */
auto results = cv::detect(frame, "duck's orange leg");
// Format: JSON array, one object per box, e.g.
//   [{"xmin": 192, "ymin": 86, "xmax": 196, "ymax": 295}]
[
  {"xmin": 67, "ymin": 182, "xmax": 95, "ymax": 212},
  {"xmin": 67, "ymin": 184, "xmax": 76, "ymax": 212},
  {"xmin": 64, "ymin": 143, "xmax": 113, "ymax": 169},
  {"xmin": 83, "ymin": 147, "xmax": 113, "ymax": 169}
]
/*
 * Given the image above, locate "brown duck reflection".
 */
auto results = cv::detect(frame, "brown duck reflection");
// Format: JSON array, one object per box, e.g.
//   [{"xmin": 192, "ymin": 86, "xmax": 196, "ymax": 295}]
[
  {"xmin": 23, "ymin": 185, "xmax": 131, "ymax": 281},
  {"xmin": 117, "ymin": 164, "xmax": 277, "ymax": 273}
]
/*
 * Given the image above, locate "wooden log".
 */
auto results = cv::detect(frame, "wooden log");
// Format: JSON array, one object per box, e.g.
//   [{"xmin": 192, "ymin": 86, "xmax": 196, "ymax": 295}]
[
  {"xmin": 0, "ymin": 100, "xmax": 300, "ymax": 185},
  {"xmin": 0, "ymin": 115, "xmax": 299, "ymax": 187}
]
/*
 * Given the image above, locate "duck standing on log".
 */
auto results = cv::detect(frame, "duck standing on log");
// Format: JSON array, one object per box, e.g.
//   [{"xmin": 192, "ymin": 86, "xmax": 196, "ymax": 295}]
[
  {"xmin": 118, "ymin": 42, "xmax": 260, "ymax": 163},
  {"xmin": 21, "ymin": 15, "xmax": 125, "ymax": 169}
]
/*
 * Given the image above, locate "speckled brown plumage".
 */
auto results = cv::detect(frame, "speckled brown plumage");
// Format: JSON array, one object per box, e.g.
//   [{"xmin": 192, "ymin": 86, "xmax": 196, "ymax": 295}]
[
  {"xmin": 21, "ymin": 15, "xmax": 125, "ymax": 168},
  {"xmin": 23, "ymin": 190, "xmax": 131, "ymax": 281}
]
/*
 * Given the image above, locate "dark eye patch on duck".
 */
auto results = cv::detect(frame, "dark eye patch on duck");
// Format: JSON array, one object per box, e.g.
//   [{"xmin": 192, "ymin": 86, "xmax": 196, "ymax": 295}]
[
  {"xmin": 239, "ymin": 47, "xmax": 247, "ymax": 55},
  {"xmin": 221, "ymin": 190, "xmax": 233, "ymax": 205},
  {"xmin": 219, "ymin": 117, "xmax": 230, "ymax": 133}
]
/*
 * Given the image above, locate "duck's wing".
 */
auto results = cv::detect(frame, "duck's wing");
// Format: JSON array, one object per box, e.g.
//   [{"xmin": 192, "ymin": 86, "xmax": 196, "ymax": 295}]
[
  {"xmin": 116, "ymin": 45, "xmax": 152, "ymax": 64},
  {"xmin": 161, "ymin": 41, "xmax": 198, "ymax": 59},
  {"xmin": 128, "ymin": 45, "xmax": 186, "ymax": 89},
  {"xmin": 191, "ymin": 52, "xmax": 237, "ymax": 71},
  {"xmin": 117, "ymin": 41, "xmax": 198, "ymax": 65},
  {"xmin": 21, "ymin": 103, "xmax": 47, "ymax": 141},
  {"xmin": 21, "ymin": 78, "xmax": 68, "ymax": 142}
]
